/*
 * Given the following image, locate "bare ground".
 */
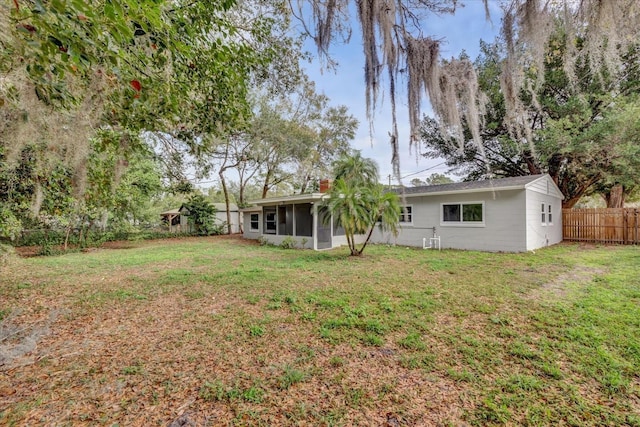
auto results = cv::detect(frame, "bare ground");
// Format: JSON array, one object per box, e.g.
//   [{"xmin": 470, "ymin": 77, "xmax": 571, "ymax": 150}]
[{"xmin": 1, "ymin": 238, "xmax": 635, "ymax": 426}]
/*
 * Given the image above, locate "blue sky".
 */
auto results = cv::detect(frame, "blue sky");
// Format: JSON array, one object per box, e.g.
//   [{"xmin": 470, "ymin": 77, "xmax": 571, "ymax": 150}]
[{"xmin": 303, "ymin": 0, "xmax": 502, "ymax": 183}]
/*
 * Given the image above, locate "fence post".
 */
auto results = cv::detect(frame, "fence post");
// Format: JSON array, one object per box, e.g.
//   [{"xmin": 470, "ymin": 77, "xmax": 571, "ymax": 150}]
[
  {"xmin": 623, "ymin": 210, "xmax": 628, "ymax": 244},
  {"xmin": 633, "ymin": 209, "xmax": 640, "ymax": 244}
]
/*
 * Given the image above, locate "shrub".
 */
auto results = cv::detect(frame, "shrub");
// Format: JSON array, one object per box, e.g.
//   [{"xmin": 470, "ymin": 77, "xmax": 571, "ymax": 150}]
[
  {"xmin": 0, "ymin": 243, "xmax": 17, "ymax": 266},
  {"xmin": 182, "ymin": 194, "xmax": 218, "ymax": 235},
  {"xmin": 0, "ymin": 207, "xmax": 22, "ymax": 242},
  {"xmin": 280, "ymin": 236, "xmax": 297, "ymax": 249}
]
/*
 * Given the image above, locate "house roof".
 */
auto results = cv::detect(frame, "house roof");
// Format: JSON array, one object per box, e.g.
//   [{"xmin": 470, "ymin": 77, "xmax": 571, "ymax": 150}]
[
  {"xmin": 398, "ymin": 174, "xmax": 554, "ymax": 197},
  {"xmin": 161, "ymin": 203, "xmax": 239, "ymax": 216},
  {"xmin": 240, "ymin": 205, "xmax": 262, "ymax": 212},
  {"xmin": 245, "ymin": 174, "xmax": 562, "ymax": 208},
  {"xmin": 212, "ymin": 203, "xmax": 239, "ymax": 211},
  {"xmin": 248, "ymin": 193, "xmax": 327, "ymax": 206},
  {"xmin": 160, "ymin": 208, "xmax": 181, "ymax": 216}
]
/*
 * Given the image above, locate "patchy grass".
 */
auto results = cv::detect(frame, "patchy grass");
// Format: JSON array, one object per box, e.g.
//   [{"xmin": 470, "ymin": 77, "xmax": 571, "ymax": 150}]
[{"xmin": 0, "ymin": 236, "xmax": 639, "ymax": 426}]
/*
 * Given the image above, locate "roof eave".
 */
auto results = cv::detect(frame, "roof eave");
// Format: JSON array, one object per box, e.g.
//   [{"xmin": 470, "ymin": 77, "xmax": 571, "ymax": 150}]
[
  {"xmin": 523, "ymin": 174, "xmax": 547, "ymax": 190},
  {"xmin": 240, "ymin": 206, "xmax": 262, "ymax": 212},
  {"xmin": 248, "ymin": 193, "xmax": 327, "ymax": 206},
  {"xmin": 402, "ymin": 185, "xmax": 527, "ymax": 198},
  {"xmin": 523, "ymin": 174, "xmax": 566, "ymax": 199}
]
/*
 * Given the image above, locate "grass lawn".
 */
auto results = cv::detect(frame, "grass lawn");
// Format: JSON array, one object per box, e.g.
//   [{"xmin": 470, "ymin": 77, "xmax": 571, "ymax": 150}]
[{"xmin": 1, "ymin": 236, "xmax": 639, "ymax": 426}]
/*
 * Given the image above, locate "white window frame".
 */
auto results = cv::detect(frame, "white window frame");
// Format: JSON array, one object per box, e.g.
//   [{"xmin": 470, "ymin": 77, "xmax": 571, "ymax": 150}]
[
  {"xmin": 264, "ymin": 209, "xmax": 277, "ymax": 234},
  {"xmin": 541, "ymin": 203, "xmax": 546, "ymax": 226},
  {"xmin": 440, "ymin": 201, "xmax": 485, "ymax": 227},
  {"xmin": 547, "ymin": 204, "xmax": 553, "ymax": 225},
  {"xmin": 250, "ymin": 213, "xmax": 260, "ymax": 232},
  {"xmin": 399, "ymin": 205, "xmax": 413, "ymax": 225}
]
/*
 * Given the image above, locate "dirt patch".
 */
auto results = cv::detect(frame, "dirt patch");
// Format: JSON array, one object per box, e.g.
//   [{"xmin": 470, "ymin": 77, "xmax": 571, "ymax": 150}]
[
  {"xmin": 527, "ymin": 265, "xmax": 606, "ymax": 301},
  {"xmin": 630, "ymin": 377, "xmax": 640, "ymax": 415},
  {"xmin": 0, "ymin": 309, "xmax": 62, "ymax": 370}
]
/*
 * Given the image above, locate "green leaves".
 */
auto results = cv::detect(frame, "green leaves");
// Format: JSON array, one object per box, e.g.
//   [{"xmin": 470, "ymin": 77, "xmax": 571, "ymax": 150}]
[
  {"xmin": 421, "ymin": 35, "xmax": 640, "ymax": 208},
  {"xmin": 182, "ymin": 194, "xmax": 218, "ymax": 235},
  {"xmin": 6, "ymin": 0, "xmax": 255, "ymax": 134},
  {"xmin": 1, "ymin": 0, "xmax": 313, "ymax": 240},
  {"xmin": 0, "ymin": 205, "xmax": 22, "ymax": 241},
  {"xmin": 323, "ymin": 153, "xmax": 400, "ymax": 256}
]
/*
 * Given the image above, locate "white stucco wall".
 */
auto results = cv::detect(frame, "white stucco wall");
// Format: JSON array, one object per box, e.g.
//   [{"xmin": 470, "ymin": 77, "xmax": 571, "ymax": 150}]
[
  {"xmin": 215, "ymin": 211, "xmax": 241, "ymax": 233},
  {"xmin": 331, "ymin": 234, "xmax": 367, "ymax": 249},
  {"xmin": 525, "ymin": 178, "xmax": 563, "ymax": 250},
  {"xmin": 242, "ymin": 211, "xmax": 262, "ymax": 240},
  {"xmin": 260, "ymin": 234, "xmax": 314, "ymax": 249},
  {"xmin": 244, "ymin": 175, "xmax": 563, "ymax": 253},
  {"xmin": 371, "ymin": 189, "xmax": 529, "ymax": 252}
]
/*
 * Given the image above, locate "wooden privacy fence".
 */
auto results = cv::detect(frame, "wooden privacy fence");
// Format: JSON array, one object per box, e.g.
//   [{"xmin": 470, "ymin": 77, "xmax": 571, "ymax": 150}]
[{"xmin": 563, "ymin": 208, "xmax": 640, "ymax": 244}]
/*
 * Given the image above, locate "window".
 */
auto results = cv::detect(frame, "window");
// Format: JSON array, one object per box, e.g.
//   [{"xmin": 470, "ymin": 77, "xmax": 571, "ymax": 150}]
[
  {"xmin": 548, "ymin": 204, "xmax": 553, "ymax": 224},
  {"xmin": 463, "ymin": 204, "xmax": 483, "ymax": 222},
  {"xmin": 443, "ymin": 204, "xmax": 460, "ymax": 222},
  {"xmin": 541, "ymin": 203, "xmax": 546, "ymax": 224},
  {"xmin": 442, "ymin": 202, "xmax": 484, "ymax": 225},
  {"xmin": 264, "ymin": 208, "xmax": 276, "ymax": 234},
  {"xmin": 400, "ymin": 206, "xmax": 413, "ymax": 223},
  {"xmin": 250, "ymin": 213, "xmax": 259, "ymax": 231}
]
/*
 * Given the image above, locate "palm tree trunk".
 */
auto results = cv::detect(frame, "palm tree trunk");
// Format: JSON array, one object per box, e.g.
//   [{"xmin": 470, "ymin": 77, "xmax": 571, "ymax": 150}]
[
  {"xmin": 346, "ymin": 231, "xmax": 356, "ymax": 256},
  {"xmin": 357, "ymin": 225, "xmax": 377, "ymax": 255}
]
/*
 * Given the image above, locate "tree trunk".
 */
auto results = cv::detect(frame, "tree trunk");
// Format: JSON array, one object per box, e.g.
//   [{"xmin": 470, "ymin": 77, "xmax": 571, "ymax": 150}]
[
  {"xmin": 299, "ymin": 174, "xmax": 312, "ymax": 194},
  {"xmin": 99, "ymin": 210, "xmax": 109, "ymax": 230},
  {"xmin": 217, "ymin": 140, "xmax": 240, "ymax": 235},
  {"xmin": 219, "ymin": 169, "xmax": 232, "ymax": 235},
  {"xmin": 64, "ymin": 225, "xmax": 71, "ymax": 251},
  {"xmin": 356, "ymin": 224, "xmax": 377, "ymax": 256},
  {"xmin": 345, "ymin": 230, "xmax": 356, "ymax": 255},
  {"xmin": 31, "ymin": 181, "xmax": 44, "ymax": 217},
  {"xmin": 235, "ymin": 169, "xmax": 249, "ymax": 234},
  {"xmin": 560, "ymin": 174, "xmax": 602, "ymax": 209},
  {"xmin": 562, "ymin": 196, "xmax": 582, "ymax": 209},
  {"xmin": 603, "ymin": 184, "xmax": 625, "ymax": 208},
  {"xmin": 523, "ymin": 150, "xmax": 542, "ymax": 175},
  {"xmin": 261, "ymin": 169, "xmax": 273, "ymax": 198}
]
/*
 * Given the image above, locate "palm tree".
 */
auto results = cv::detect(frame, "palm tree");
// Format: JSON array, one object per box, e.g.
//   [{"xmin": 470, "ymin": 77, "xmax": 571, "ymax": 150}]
[
  {"xmin": 332, "ymin": 151, "xmax": 379, "ymax": 186},
  {"xmin": 324, "ymin": 154, "xmax": 400, "ymax": 256}
]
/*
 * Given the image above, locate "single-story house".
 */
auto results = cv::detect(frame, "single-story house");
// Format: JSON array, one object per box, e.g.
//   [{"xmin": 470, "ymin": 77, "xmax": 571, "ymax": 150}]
[
  {"xmin": 161, "ymin": 203, "xmax": 242, "ymax": 234},
  {"xmin": 373, "ymin": 174, "xmax": 564, "ymax": 252},
  {"xmin": 243, "ymin": 174, "xmax": 564, "ymax": 252},
  {"xmin": 241, "ymin": 193, "xmax": 362, "ymax": 249}
]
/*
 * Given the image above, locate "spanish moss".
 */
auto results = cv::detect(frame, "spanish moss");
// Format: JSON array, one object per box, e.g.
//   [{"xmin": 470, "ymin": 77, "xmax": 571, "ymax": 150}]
[{"xmin": 307, "ymin": 0, "xmax": 640, "ymax": 178}]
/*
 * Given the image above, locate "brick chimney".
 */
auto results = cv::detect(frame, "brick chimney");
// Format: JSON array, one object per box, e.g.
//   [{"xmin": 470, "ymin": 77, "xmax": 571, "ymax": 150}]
[{"xmin": 319, "ymin": 179, "xmax": 333, "ymax": 193}]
